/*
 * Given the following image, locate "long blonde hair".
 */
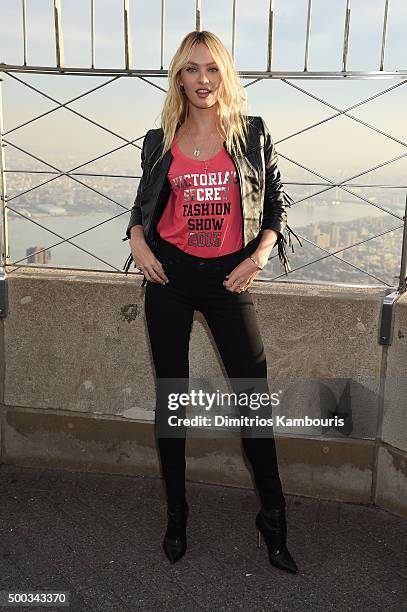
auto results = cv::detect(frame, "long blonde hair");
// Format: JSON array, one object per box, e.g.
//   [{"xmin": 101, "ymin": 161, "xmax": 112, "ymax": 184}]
[{"xmin": 155, "ymin": 30, "xmax": 250, "ymax": 166}]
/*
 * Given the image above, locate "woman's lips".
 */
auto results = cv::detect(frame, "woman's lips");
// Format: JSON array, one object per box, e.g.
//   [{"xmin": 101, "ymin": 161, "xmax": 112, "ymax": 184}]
[{"xmin": 196, "ymin": 90, "xmax": 211, "ymax": 97}]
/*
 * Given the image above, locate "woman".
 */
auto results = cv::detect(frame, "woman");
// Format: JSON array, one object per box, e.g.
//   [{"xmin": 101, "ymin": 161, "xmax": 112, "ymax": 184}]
[{"xmin": 122, "ymin": 30, "xmax": 302, "ymax": 574}]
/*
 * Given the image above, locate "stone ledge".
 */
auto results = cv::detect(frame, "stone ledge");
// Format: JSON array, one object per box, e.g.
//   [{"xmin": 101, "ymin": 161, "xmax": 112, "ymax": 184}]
[
  {"xmin": 2, "ymin": 268, "xmax": 406, "ymax": 518},
  {"xmin": 3, "ymin": 407, "xmax": 380, "ymax": 506},
  {"xmin": 6, "ymin": 265, "xmax": 394, "ymax": 300}
]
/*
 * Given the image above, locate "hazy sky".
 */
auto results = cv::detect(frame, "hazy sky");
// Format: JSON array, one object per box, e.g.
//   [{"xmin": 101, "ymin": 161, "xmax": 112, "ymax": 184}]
[{"xmin": 0, "ymin": 0, "xmax": 406, "ymax": 183}]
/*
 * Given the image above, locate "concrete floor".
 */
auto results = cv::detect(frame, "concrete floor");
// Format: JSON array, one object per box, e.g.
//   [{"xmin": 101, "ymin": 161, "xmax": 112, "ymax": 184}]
[{"xmin": 0, "ymin": 464, "xmax": 406, "ymax": 611}]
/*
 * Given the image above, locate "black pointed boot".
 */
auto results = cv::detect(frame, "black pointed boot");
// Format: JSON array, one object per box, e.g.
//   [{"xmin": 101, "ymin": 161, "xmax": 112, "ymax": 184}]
[
  {"xmin": 156, "ymin": 429, "xmax": 188, "ymax": 564},
  {"xmin": 163, "ymin": 498, "xmax": 189, "ymax": 564},
  {"xmin": 256, "ymin": 504, "xmax": 299, "ymax": 574}
]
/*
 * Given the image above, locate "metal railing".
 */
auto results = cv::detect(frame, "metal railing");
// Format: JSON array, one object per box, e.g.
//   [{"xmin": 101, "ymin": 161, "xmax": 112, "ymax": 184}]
[
  {"xmin": 0, "ymin": 0, "xmax": 406, "ymax": 298},
  {"xmin": 2, "ymin": 0, "xmax": 405, "ymax": 77}
]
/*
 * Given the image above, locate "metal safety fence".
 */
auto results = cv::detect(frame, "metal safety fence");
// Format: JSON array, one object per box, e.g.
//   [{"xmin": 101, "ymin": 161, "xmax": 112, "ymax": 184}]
[{"xmin": 0, "ymin": 0, "xmax": 406, "ymax": 340}]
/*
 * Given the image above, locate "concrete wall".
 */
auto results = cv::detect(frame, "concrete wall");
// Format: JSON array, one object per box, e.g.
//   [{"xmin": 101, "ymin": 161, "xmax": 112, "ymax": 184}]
[
  {"xmin": 376, "ymin": 295, "xmax": 407, "ymax": 517},
  {"xmin": 1, "ymin": 267, "xmax": 406, "ymax": 518}
]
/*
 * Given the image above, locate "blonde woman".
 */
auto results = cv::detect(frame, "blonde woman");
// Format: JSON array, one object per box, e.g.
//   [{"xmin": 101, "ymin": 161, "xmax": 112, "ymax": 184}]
[{"xmin": 123, "ymin": 30, "xmax": 302, "ymax": 574}]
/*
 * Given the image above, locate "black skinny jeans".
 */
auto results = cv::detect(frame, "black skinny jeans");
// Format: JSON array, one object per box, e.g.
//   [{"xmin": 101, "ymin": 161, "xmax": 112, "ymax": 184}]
[{"xmin": 144, "ymin": 234, "xmax": 285, "ymax": 510}]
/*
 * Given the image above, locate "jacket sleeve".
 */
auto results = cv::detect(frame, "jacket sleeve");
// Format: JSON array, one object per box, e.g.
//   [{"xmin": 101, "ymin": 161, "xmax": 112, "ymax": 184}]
[
  {"xmin": 124, "ymin": 131, "xmax": 151, "ymax": 240},
  {"xmin": 259, "ymin": 116, "xmax": 288, "ymax": 234},
  {"xmin": 121, "ymin": 131, "xmax": 152, "ymax": 277},
  {"xmin": 259, "ymin": 116, "xmax": 302, "ymax": 274}
]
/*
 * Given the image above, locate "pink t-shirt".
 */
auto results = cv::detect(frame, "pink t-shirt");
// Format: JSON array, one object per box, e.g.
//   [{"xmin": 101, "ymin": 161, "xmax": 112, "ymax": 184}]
[{"xmin": 156, "ymin": 134, "xmax": 243, "ymax": 257}]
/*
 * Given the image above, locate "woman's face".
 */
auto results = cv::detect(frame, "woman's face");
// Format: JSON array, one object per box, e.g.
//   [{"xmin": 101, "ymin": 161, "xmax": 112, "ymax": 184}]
[{"xmin": 179, "ymin": 43, "xmax": 221, "ymax": 110}]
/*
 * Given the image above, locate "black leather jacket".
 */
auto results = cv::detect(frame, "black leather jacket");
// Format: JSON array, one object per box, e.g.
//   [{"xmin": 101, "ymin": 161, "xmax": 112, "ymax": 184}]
[{"xmin": 122, "ymin": 115, "xmax": 302, "ymax": 285}]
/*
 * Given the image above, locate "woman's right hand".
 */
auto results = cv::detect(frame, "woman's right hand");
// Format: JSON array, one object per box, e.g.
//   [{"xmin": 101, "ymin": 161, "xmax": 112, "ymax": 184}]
[{"xmin": 130, "ymin": 226, "xmax": 169, "ymax": 285}]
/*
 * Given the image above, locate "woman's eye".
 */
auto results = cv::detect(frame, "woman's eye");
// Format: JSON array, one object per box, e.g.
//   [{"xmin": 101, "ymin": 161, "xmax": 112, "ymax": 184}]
[{"xmin": 185, "ymin": 67, "xmax": 218, "ymax": 72}]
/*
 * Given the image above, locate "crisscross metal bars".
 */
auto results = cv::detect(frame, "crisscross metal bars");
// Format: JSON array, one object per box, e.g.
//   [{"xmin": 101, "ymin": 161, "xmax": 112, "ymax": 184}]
[
  {"xmin": 0, "ymin": 0, "xmax": 406, "ymax": 290},
  {"xmin": 1, "ymin": 66, "xmax": 406, "ymax": 287},
  {"xmin": 0, "ymin": 73, "xmax": 150, "ymax": 273},
  {"xmin": 1, "ymin": 0, "xmax": 405, "ymax": 77},
  {"xmin": 6, "ymin": 61, "xmax": 407, "ymax": 286}
]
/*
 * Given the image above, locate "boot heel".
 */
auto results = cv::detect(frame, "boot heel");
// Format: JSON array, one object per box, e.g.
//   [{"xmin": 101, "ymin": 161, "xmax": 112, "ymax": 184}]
[{"xmin": 255, "ymin": 509, "xmax": 299, "ymax": 574}]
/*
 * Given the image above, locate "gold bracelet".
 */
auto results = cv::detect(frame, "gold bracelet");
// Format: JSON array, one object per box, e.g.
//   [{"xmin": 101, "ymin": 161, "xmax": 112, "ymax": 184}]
[{"xmin": 249, "ymin": 255, "xmax": 263, "ymax": 270}]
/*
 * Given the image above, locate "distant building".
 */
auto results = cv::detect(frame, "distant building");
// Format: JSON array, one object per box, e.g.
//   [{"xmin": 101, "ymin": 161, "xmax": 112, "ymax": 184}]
[
  {"xmin": 316, "ymin": 233, "xmax": 330, "ymax": 249},
  {"xmin": 346, "ymin": 230, "xmax": 358, "ymax": 245},
  {"xmin": 26, "ymin": 246, "xmax": 51, "ymax": 264},
  {"xmin": 331, "ymin": 225, "xmax": 341, "ymax": 248}
]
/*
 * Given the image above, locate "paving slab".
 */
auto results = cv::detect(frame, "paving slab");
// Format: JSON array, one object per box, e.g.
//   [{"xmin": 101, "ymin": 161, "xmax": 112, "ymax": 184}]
[{"xmin": 0, "ymin": 465, "xmax": 406, "ymax": 611}]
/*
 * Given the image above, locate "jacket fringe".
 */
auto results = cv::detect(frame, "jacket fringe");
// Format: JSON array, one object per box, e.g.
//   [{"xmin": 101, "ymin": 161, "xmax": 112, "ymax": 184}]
[
  {"xmin": 122, "ymin": 251, "xmax": 133, "ymax": 275},
  {"xmin": 276, "ymin": 191, "xmax": 303, "ymax": 275},
  {"xmin": 283, "ymin": 190, "xmax": 295, "ymax": 208},
  {"xmin": 276, "ymin": 224, "xmax": 303, "ymax": 275}
]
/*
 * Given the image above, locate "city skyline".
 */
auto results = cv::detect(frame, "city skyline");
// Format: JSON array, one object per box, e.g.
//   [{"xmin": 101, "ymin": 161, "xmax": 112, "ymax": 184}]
[{"xmin": 1, "ymin": 0, "xmax": 406, "ymax": 286}]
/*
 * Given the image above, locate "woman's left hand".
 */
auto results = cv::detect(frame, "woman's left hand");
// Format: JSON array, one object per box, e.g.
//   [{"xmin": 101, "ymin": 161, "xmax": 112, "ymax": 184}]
[{"xmin": 223, "ymin": 258, "xmax": 263, "ymax": 293}]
